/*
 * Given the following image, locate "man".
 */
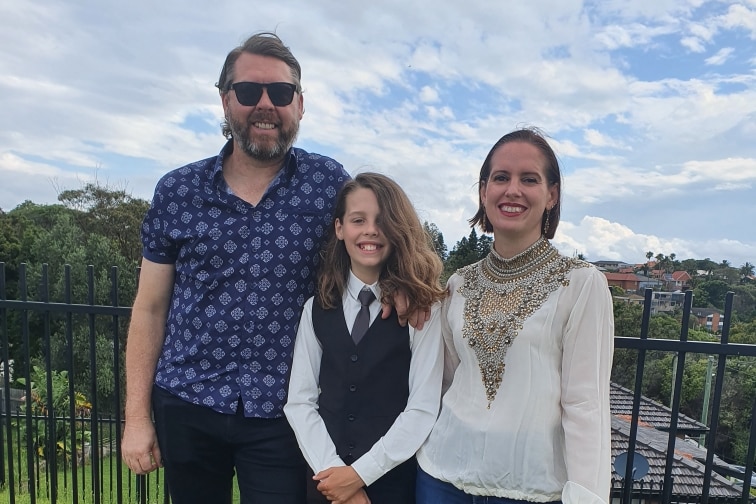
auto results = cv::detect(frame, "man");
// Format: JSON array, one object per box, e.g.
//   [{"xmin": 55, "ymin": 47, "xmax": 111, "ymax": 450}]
[{"xmin": 121, "ymin": 32, "xmax": 352, "ymax": 503}]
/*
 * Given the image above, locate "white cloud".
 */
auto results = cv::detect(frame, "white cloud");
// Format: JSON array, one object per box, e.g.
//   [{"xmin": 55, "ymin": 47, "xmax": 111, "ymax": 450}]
[
  {"xmin": 717, "ymin": 4, "xmax": 756, "ymax": 36},
  {"xmin": 0, "ymin": 0, "xmax": 754, "ymax": 267},
  {"xmin": 553, "ymin": 216, "xmax": 756, "ymax": 265},
  {"xmin": 419, "ymin": 86, "xmax": 440, "ymax": 103},
  {"xmin": 705, "ymin": 47, "xmax": 735, "ymax": 65},
  {"xmin": 680, "ymin": 36, "xmax": 707, "ymax": 52}
]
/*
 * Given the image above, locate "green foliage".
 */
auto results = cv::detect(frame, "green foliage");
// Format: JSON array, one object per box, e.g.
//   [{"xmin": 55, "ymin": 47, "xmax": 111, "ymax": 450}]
[
  {"xmin": 443, "ymin": 228, "xmax": 492, "ymax": 282},
  {"xmin": 609, "ymin": 285, "xmax": 625, "ymax": 296},
  {"xmin": 695, "ymin": 280, "xmax": 731, "ymax": 310},
  {"xmin": 611, "ymin": 297, "xmax": 756, "ymax": 464},
  {"xmin": 57, "ymin": 182, "xmax": 149, "ymax": 264},
  {"xmin": 423, "ymin": 221, "xmax": 448, "ymax": 262},
  {"xmin": 15, "ymin": 366, "xmax": 92, "ymax": 460},
  {"xmin": 2, "ymin": 182, "xmax": 143, "ymax": 419}
]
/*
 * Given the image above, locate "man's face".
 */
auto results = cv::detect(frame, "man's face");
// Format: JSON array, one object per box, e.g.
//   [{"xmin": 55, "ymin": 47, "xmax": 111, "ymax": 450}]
[{"xmin": 222, "ymin": 53, "xmax": 304, "ymax": 162}]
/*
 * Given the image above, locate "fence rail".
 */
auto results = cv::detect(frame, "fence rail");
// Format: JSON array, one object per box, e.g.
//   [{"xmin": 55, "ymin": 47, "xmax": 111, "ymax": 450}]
[{"xmin": 1, "ymin": 262, "xmax": 755, "ymax": 504}]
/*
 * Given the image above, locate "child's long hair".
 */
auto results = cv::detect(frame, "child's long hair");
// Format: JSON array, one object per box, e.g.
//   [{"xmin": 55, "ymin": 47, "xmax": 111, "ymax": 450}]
[{"xmin": 318, "ymin": 173, "xmax": 446, "ymax": 312}]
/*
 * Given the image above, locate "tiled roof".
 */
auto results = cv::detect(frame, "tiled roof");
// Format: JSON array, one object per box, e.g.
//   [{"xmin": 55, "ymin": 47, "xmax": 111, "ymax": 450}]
[
  {"xmin": 611, "ymin": 416, "xmax": 745, "ymax": 499},
  {"xmin": 604, "ymin": 273, "xmax": 640, "ymax": 281},
  {"xmin": 671, "ymin": 271, "xmax": 692, "ymax": 282},
  {"xmin": 611, "ymin": 382, "xmax": 707, "ymax": 434}
]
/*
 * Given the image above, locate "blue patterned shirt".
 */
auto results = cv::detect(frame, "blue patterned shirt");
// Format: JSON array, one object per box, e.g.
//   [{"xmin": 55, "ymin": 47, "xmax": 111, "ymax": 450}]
[{"xmin": 142, "ymin": 142, "xmax": 349, "ymax": 418}]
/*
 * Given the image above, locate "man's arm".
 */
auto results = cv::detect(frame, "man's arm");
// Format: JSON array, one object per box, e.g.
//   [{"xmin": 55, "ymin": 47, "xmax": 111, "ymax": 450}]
[
  {"xmin": 380, "ymin": 290, "xmax": 431, "ymax": 330},
  {"xmin": 121, "ymin": 259, "xmax": 175, "ymax": 475}
]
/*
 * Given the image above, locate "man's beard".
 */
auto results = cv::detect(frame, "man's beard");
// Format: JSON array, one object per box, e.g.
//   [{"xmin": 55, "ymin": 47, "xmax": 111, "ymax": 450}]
[{"xmin": 229, "ymin": 113, "xmax": 299, "ymax": 162}]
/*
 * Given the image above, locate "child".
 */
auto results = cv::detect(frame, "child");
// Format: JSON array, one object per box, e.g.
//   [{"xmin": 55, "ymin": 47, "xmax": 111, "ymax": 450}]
[{"xmin": 284, "ymin": 172, "xmax": 446, "ymax": 504}]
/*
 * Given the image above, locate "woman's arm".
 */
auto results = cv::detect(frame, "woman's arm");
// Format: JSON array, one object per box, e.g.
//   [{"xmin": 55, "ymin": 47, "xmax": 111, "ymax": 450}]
[{"xmin": 560, "ymin": 268, "xmax": 615, "ymax": 504}]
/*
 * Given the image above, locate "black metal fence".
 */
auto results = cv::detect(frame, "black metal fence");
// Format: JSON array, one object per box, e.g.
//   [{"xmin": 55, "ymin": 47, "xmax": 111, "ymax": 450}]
[
  {"xmin": 0, "ymin": 263, "xmax": 165, "ymax": 504},
  {"xmin": 0, "ymin": 262, "xmax": 755, "ymax": 504}
]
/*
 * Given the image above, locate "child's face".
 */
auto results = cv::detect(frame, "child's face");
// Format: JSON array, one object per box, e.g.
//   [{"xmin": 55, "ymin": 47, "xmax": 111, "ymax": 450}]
[{"xmin": 334, "ymin": 187, "xmax": 392, "ymax": 284}]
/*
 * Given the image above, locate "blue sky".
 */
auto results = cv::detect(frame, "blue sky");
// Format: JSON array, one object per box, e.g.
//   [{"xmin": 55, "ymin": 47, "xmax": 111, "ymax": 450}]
[{"xmin": 1, "ymin": 0, "xmax": 755, "ymax": 267}]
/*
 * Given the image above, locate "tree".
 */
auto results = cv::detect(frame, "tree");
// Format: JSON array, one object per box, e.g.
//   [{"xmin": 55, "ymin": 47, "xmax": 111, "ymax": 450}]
[
  {"xmin": 3, "ymin": 192, "xmax": 143, "ymax": 415},
  {"xmin": 694, "ymin": 280, "xmax": 731, "ymax": 310},
  {"xmin": 57, "ymin": 182, "xmax": 150, "ymax": 264},
  {"xmin": 669, "ymin": 253, "xmax": 677, "ymax": 271},
  {"xmin": 740, "ymin": 262, "xmax": 755, "ymax": 284},
  {"xmin": 443, "ymin": 228, "xmax": 490, "ymax": 281},
  {"xmin": 697, "ymin": 258, "xmax": 718, "ymax": 279},
  {"xmin": 423, "ymin": 221, "xmax": 447, "ymax": 262},
  {"xmin": 645, "ymin": 251, "xmax": 654, "ymax": 276}
]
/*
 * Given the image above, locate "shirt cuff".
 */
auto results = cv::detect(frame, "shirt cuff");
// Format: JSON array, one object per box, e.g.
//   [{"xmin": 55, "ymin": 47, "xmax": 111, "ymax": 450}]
[
  {"xmin": 562, "ymin": 481, "xmax": 607, "ymax": 504},
  {"xmin": 350, "ymin": 452, "xmax": 383, "ymax": 487}
]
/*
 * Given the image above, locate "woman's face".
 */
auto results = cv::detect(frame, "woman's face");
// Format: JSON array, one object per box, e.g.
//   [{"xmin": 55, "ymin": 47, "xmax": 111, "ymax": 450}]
[{"xmin": 480, "ymin": 141, "xmax": 558, "ymax": 252}]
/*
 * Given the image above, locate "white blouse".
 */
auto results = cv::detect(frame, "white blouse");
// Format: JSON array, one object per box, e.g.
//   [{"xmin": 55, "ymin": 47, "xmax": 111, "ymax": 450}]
[{"xmin": 416, "ymin": 262, "xmax": 614, "ymax": 504}]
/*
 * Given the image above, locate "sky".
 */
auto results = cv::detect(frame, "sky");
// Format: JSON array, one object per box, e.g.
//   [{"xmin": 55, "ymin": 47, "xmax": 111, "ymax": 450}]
[{"xmin": 1, "ymin": 0, "xmax": 755, "ymax": 267}]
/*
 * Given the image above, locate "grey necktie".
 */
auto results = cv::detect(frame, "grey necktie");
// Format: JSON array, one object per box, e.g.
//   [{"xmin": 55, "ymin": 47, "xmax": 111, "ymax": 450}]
[{"xmin": 351, "ymin": 288, "xmax": 375, "ymax": 344}]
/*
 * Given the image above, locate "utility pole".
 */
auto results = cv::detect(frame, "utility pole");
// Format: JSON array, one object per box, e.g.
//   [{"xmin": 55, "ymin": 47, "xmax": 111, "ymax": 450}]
[{"xmin": 699, "ymin": 355, "xmax": 715, "ymax": 446}]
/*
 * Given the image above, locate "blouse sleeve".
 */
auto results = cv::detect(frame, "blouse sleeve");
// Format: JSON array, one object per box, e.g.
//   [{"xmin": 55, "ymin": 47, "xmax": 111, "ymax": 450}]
[
  {"xmin": 560, "ymin": 267, "xmax": 614, "ymax": 504},
  {"xmin": 441, "ymin": 275, "xmax": 461, "ymax": 394}
]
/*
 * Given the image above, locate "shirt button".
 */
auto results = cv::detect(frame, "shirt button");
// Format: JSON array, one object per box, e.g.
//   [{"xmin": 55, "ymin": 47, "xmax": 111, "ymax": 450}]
[
  {"xmin": 349, "ymin": 384, "xmax": 357, "ymax": 392},
  {"xmin": 350, "ymin": 354, "xmax": 358, "ymax": 362},
  {"xmin": 347, "ymin": 414, "xmax": 355, "ymax": 421}
]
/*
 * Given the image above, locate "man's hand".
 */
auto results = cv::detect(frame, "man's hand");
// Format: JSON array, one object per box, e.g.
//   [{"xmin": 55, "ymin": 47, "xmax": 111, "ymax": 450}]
[
  {"xmin": 381, "ymin": 290, "xmax": 431, "ymax": 330},
  {"xmin": 121, "ymin": 417, "xmax": 162, "ymax": 475},
  {"xmin": 314, "ymin": 466, "xmax": 364, "ymax": 503}
]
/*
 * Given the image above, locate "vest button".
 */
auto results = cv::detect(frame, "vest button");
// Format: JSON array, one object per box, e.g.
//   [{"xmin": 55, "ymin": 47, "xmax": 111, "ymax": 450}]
[
  {"xmin": 350, "ymin": 354, "xmax": 358, "ymax": 362},
  {"xmin": 348, "ymin": 443, "xmax": 355, "ymax": 449},
  {"xmin": 349, "ymin": 384, "xmax": 357, "ymax": 392},
  {"xmin": 347, "ymin": 414, "xmax": 355, "ymax": 421}
]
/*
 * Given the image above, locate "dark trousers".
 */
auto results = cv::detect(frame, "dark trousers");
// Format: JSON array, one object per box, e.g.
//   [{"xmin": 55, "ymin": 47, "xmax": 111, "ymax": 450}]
[
  {"xmin": 306, "ymin": 457, "xmax": 417, "ymax": 504},
  {"xmin": 152, "ymin": 385, "xmax": 306, "ymax": 504}
]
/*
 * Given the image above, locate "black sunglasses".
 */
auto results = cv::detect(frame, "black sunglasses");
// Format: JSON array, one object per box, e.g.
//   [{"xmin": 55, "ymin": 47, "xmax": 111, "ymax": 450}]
[{"xmin": 228, "ymin": 82, "xmax": 298, "ymax": 107}]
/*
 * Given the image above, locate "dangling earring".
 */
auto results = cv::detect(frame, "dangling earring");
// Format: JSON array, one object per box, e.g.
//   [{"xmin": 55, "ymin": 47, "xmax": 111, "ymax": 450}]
[{"xmin": 543, "ymin": 208, "xmax": 551, "ymax": 236}]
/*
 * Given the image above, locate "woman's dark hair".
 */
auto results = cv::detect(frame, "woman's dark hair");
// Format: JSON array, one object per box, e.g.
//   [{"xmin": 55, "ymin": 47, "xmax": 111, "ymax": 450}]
[{"xmin": 469, "ymin": 127, "xmax": 562, "ymax": 239}]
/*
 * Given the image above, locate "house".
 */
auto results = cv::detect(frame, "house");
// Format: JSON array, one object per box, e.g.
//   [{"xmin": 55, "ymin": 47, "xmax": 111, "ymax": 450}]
[
  {"xmin": 668, "ymin": 271, "xmax": 692, "ymax": 290},
  {"xmin": 610, "ymin": 383, "xmax": 707, "ymax": 436},
  {"xmin": 692, "ymin": 308, "xmax": 724, "ymax": 333},
  {"xmin": 593, "ymin": 260, "xmax": 634, "ymax": 272},
  {"xmin": 611, "ymin": 416, "xmax": 745, "ymax": 502},
  {"xmin": 651, "ymin": 291, "xmax": 686, "ymax": 314},
  {"xmin": 635, "ymin": 274, "xmax": 663, "ymax": 292},
  {"xmin": 610, "ymin": 383, "xmax": 747, "ymax": 502},
  {"xmin": 604, "ymin": 272, "xmax": 642, "ymax": 292}
]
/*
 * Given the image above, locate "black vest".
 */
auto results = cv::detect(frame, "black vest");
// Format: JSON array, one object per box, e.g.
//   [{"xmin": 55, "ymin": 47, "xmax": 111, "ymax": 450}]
[{"xmin": 313, "ymin": 300, "xmax": 411, "ymax": 464}]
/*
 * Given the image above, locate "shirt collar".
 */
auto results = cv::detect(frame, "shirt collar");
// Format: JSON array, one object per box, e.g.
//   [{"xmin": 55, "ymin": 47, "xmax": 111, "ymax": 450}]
[
  {"xmin": 211, "ymin": 140, "xmax": 296, "ymax": 186},
  {"xmin": 346, "ymin": 270, "xmax": 380, "ymax": 302}
]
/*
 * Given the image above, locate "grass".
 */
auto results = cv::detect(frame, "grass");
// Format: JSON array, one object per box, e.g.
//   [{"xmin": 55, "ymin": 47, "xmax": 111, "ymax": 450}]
[
  {"xmin": 1, "ymin": 450, "xmax": 167, "ymax": 504},
  {"xmin": 1, "ymin": 449, "xmax": 243, "ymax": 504}
]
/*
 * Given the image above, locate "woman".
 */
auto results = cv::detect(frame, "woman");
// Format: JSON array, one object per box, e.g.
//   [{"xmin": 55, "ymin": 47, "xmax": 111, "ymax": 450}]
[{"xmin": 416, "ymin": 128, "xmax": 614, "ymax": 504}]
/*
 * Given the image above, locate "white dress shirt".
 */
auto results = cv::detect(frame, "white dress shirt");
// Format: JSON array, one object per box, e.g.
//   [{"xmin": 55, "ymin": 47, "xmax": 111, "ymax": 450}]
[
  {"xmin": 284, "ymin": 271, "xmax": 444, "ymax": 486},
  {"xmin": 416, "ymin": 265, "xmax": 614, "ymax": 504}
]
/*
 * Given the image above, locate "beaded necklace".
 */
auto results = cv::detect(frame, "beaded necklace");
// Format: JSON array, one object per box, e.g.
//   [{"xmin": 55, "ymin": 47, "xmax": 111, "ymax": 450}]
[{"xmin": 457, "ymin": 237, "xmax": 588, "ymax": 406}]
